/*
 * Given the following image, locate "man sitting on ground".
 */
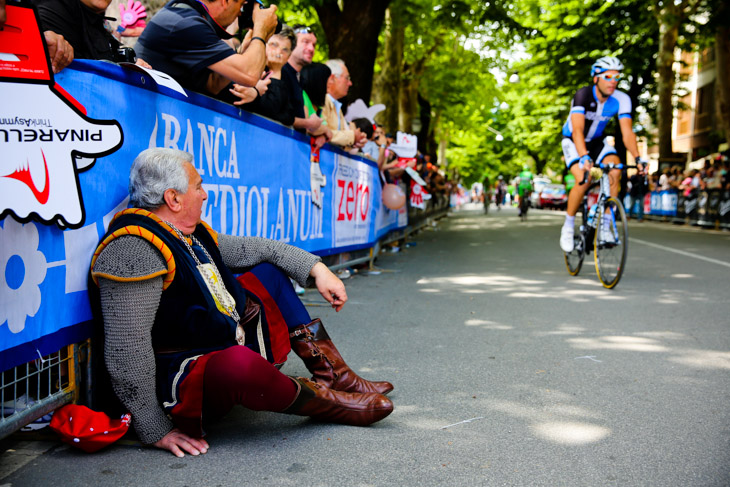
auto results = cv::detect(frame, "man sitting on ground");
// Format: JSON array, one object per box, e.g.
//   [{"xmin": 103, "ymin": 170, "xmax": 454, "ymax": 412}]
[{"xmin": 91, "ymin": 148, "xmax": 394, "ymax": 457}]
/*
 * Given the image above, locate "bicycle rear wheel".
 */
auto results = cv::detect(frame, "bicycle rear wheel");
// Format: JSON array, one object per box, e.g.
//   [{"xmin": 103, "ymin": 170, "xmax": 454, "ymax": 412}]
[
  {"xmin": 519, "ymin": 196, "xmax": 528, "ymax": 221},
  {"xmin": 564, "ymin": 232, "xmax": 585, "ymax": 275},
  {"xmin": 593, "ymin": 197, "xmax": 628, "ymax": 288}
]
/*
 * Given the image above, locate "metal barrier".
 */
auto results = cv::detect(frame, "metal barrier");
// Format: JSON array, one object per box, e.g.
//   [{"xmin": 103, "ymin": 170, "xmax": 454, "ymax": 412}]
[
  {"xmin": 0, "ymin": 342, "xmax": 85, "ymax": 440},
  {"xmin": 645, "ymin": 189, "xmax": 729, "ymax": 229}
]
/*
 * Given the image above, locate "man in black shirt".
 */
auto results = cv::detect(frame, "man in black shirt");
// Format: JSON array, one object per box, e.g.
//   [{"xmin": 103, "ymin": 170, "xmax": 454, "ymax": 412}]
[
  {"xmin": 134, "ymin": 0, "xmax": 276, "ymax": 99},
  {"xmin": 33, "ymin": 0, "xmax": 124, "ymax": 62},
  {"xmin": 282, "ymin": 25, "xmax": 331, "ymax": 143},
  {"xmin": 33, "ymin": 0, "xmax": 153, "ymax": 70}
]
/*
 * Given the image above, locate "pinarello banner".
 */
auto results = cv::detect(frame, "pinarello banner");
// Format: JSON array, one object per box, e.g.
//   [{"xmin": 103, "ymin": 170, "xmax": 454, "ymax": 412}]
[{"xmin": 0, "ymin": 4, "xmax": 405, "ymax": 369}]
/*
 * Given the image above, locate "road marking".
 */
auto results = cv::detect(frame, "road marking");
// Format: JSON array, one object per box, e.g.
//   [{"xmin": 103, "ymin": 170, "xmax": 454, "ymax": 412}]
[
  {"xmin": 575, "ymin": 356, "xmax": 602, "ymax": 362},
  {"xmin": 440, "ymin": 417, "xmax": 484, "ymax": 430},
  {"xmin": 632, "ymin": 237, "xmax": 730, "ymax": 269}
]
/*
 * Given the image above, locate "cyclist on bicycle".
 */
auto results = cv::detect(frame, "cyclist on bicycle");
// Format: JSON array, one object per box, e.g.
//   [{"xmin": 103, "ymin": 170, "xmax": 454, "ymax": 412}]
[
  {"xmin": 495, "ymin": 175, "xmax": 506, "ymax": 210},
  {"xmin": 559, "ymin": 56, "xmax": 645, "ymax": 252},
  {"xmin": 517, "ymin": 164, "xmax": 533, "ymax": 217},
  {"xmin": 482, "ymin": 174, "xmax": 492, "ymax": 213}
]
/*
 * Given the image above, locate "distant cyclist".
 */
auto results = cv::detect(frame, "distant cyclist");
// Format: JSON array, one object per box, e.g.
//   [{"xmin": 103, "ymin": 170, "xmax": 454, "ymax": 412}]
[
  {"xmin": 482, "ymin": 175, "xmax": 491, "ymax": 213},
  {"xmin": 563, "ymin": 168, "xmax": 576, "ymax": 192},
  {"xmin": 559, "ymin": 56, "xmax": 645, "ymax": 252},
  {"xmin": 495, "ymin": 175, "xmax": 506, "ymax": 210},
  {"xmin": 517, "ymin": 164, "xmax": 533, "ymax": 218}
]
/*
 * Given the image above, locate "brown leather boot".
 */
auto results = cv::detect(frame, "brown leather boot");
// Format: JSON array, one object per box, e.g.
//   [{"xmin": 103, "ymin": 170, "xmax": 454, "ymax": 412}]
[
  {"xmin": 283, "ymin": 377, "xmax": 393, "ymax": 426},
  {"xmin": 290, "ymin": 319, "xmax": 394, "ymax": 395}
]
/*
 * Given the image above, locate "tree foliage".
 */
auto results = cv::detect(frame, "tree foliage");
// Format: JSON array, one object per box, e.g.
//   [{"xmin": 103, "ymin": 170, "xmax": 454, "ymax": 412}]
[{"xmin": 272, "ymin": 0, "xmax": 724, "ymax": 181}]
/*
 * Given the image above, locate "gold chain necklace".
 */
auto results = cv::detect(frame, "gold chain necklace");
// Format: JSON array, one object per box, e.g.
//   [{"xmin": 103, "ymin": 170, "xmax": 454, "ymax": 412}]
[{"xmin": 164, "ymin": 221, "xmax": 242, "ymax": 328}]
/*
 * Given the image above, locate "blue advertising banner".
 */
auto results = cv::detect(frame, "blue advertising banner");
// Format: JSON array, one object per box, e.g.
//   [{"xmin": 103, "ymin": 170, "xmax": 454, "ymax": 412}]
[
  {"xmin": 648, "ymin": 190, "xmax": 678, "ymax": 217},
  {"xmin": 649, "ymin": 191, "xmax": 663, "ymax": 216},
  {"xmin": 661, "ymin": 190, "xmax": 678, "ymax": 217},
  {"xmin": 0, "ymin": 60, "xmax": 405, "ymax": 371}
]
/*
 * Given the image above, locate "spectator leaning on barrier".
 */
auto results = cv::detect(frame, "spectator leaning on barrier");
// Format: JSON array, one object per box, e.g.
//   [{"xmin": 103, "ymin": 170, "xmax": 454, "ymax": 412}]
[
  {"xmin": 350, "ymin": 118, "xmax": 374, "ymax": 157},
  {"xmin": 18, "ymin": 2, "xmax": 75, "ymax": 73},
  {"xmin": 703, "ymin": 165, "xmax": 723, "ymax": 190},
  {"xmin": 361, "ymin": 123, "xmax": 384, "ymax": 161},
  {"xmin": 133, "ymin": 0, "xmax": 277, "ymax": 102},
  {"xmin": 323, "ymin": 59, "xmax": 367, "ymax": 150},
  {"xmin": 90, "ymin": 148, "xmax": 394, "ymax": 457},
  {"xmin": 300, "ymin": 62, "xmax": 330, "ymax": 115},
  {"xmin": 244, "ymin": 25, "xmax": 297, "ymax": 125},
  {"xmin": 378, "ymin": 131, "xmax": 399, "ymax": 178},
  {"xmin": 679, "ymin": 169, "xmax": 699, "ymax": 197},
  {"xmin": 32, "ymin": 0, "xmax": 150, "ymax": 68},
  {"xmin": 627, "ymin": 162, "xmax": 648, "ymax": 221},
  {"xmin": 658, "ymin": 167, "xmax": 672, "ymax": 191},
  {"xmin": 283, "ymin": 25, "xmax": 331, "ymax": 140}
]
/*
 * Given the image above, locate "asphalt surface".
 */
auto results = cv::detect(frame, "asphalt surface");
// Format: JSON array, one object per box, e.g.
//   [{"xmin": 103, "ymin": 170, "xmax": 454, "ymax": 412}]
[{"xmin": 2, "ymin": 204, "xmax": 729, "ymax": 486}]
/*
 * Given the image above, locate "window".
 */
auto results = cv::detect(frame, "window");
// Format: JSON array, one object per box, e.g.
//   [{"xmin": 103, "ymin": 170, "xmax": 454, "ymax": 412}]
[
  {"xmin": 695, "ymin": 82, "xmax": 715, "ymax": 132},
  {"xmin": 677, "ymin": 94, "xmax": 692, "ymax": 135}
]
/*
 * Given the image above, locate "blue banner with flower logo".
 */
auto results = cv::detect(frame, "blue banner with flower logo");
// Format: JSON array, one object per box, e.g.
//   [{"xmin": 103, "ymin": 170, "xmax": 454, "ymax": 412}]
[{"xmin": 0, "ymin": 59, "xmax": 406, "ymax": 371}]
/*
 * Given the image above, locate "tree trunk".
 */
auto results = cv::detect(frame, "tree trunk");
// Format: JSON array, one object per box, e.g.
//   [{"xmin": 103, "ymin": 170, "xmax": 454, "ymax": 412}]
[
  {"xmin": 315, "ymin": 0, "xmax": 391, "ymax": 106},
  {"xmin": 715, "ymin": 23, "xmax": 730, "ymax": 145},
  {"xmin": 527, "ymin": 149, "xmax": 546, "ymax": 175},
  {"xmin": 437, "ymin": 117, "xmax": 448, "ymax": 168},
  {"xmin": 371, "ymin": 7, "xmax": 403, "ymax": 132},
  {"xmin": 398, "ymin": 40, "xmax": 441, "ymax": 138},
  {"xmin": 399, "ymin": 78, "xmax": 418, "ymax": 134},
  {"xmin": 656, "ymin": 8, "xmax": 680, "ymax": 166},
  {"xmin": 417, "ymin": 93, "xmax": 434, "ymax": 154}
]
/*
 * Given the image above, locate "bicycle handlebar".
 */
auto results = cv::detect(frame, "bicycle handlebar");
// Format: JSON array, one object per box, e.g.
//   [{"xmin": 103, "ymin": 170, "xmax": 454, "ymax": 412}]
[{"xmin": 578, "ymin": 162, "xmax": 624, "ymax": 185}]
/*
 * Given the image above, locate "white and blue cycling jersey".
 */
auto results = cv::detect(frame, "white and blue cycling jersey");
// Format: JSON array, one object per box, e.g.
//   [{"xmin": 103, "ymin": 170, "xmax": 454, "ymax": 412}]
[{"xmin": 562, "ymin": 85, "xmax": 633, "ymax": 143}]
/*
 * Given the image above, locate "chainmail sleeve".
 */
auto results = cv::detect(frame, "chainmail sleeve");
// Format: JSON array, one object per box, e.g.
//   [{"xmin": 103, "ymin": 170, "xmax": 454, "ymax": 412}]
[
  {"xmin": 217, "ymin": 234, "xmax": 321, "ymax": 287},
  {"xmin": 94, "ymin": 236, "xmax": 174, "ymax": 444}
]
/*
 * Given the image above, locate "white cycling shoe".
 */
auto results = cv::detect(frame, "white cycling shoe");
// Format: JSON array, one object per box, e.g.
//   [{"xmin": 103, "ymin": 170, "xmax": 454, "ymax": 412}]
[
  {"xmin": 600, "ymin": 218, "xmax": 616, "ymax": 244},
  {"xmin": 560, "ymin": 225, "xmax": 575, "ymax": 253}
]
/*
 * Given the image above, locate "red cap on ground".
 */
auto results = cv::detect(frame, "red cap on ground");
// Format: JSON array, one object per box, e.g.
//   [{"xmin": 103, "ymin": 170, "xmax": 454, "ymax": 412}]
[{"xmin": 50, "ymin": 404, "xmax": 131, "ymax": 453}]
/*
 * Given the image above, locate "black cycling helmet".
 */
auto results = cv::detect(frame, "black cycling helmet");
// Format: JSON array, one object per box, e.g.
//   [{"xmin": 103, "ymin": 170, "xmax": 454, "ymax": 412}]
[{"xmin": 591, "ymin": 56, "xmax": 624, "ymax": 77}]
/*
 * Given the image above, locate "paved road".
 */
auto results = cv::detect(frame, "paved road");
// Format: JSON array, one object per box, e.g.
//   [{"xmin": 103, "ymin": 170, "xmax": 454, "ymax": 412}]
[{"xmin": 3, "ymin": 205, "xmax": 729, "ymax": 486}]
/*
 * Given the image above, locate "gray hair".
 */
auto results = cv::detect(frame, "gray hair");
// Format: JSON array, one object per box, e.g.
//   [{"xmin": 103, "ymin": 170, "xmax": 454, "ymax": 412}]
[
  {"xmin": 129, "ymin": 148, "xmax": 193, "ymax": 210},
  {"xmin": 325, "ymin": 59, "xmax": 346, "ymax": 77}
]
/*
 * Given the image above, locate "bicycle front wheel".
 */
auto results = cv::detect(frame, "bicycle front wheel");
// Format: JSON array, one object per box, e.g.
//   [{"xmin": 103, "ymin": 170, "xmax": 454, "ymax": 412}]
[
  {"xmin": 593, "ymin": 197, "xmax": 628, "ymax": 288},
  {"xmin": 564, "ymin": 232, "xmax": 585, "ymax": 276}
]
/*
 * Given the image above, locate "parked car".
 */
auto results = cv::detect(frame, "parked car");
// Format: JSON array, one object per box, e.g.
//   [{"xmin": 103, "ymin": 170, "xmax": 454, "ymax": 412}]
[
  {"xmin": 530, "ymin": 177, "xmax": 552, "ymax": 208},
  {"xmin": 538, "ymin": 184, "xmax": 568, "ymax": 210}
]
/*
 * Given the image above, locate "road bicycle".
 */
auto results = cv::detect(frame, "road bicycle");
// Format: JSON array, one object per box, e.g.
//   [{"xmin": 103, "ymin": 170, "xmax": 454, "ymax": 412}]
[
  {"xmin": 563, "ymin": 163, "xmax": 628, "ymax": 289},
  {"xmin": 518, "ymin": 190, "xmax": 530, "ymax": 221}
]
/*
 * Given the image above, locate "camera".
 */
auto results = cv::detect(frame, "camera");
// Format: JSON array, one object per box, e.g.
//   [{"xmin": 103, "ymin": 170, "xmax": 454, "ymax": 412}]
[
  {"xmin": 239, "ymin": 0, "xmax": 282, "ymax": 33},
  {"xmin": 114, "ymin": 47, "xmax": 137, "ymax": 63}
]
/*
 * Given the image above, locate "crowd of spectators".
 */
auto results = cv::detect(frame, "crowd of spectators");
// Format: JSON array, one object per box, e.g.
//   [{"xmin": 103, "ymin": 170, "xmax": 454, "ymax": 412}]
[
  {"xmin": 648, "ymin": 159, "xmax": 730, "ymax": 195},
  {"xmin": 20, "ymin": 0, "xmax": 451, "ymax": 205}
]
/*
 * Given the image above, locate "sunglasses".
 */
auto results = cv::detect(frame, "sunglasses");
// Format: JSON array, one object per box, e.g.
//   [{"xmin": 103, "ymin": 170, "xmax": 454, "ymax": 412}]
[
  {"xmin": 597, "ymin": 72, "xmax": 623, "ymax": 81},
  {"xmin": 294, "ymin": 26, "xmax": 313, "ymax": 34}
]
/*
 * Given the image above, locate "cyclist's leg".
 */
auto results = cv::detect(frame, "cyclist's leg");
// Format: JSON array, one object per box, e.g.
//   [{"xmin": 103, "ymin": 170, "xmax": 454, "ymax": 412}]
[
  {"xmin": 561, "ymin": 138, "xmax": 590, "ymax": 251},
  {"xmin": 562, "ymin": 139, "xmax": 591, "ymax": 218},
  {"xmin": 599, "ymin": 154, "xmax": 623, "ymax": 197},
  {"xmin": 594, "ymin": 144, "xmax": 622, "ymax": 198}
]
